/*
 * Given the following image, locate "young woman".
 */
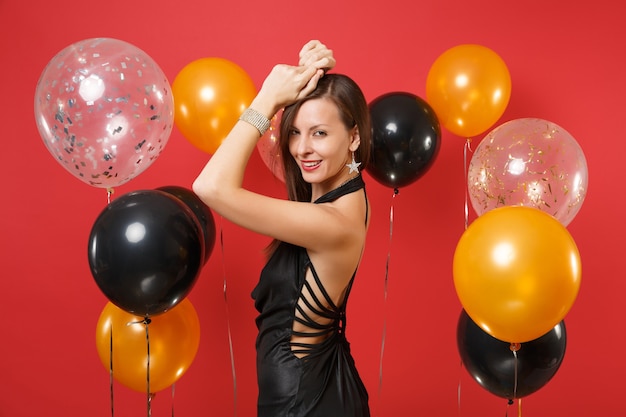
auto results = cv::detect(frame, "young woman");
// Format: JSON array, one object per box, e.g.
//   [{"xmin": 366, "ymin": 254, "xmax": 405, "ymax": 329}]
[{"xmin": 193, "ymin": 40, "xmax": 371, "ymax": 417}]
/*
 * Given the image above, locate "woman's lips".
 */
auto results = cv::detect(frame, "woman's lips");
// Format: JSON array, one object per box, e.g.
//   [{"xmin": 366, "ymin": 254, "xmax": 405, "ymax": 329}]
[{"xmin": 301, "ymin": 160, "xmax": 321, "ymax": 172}]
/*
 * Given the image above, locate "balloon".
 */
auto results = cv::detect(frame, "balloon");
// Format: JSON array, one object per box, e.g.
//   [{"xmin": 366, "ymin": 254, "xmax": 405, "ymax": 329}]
[
  {"xmin": 468, "ymin": 118, "xmax": 588, "ymax": 227},
  {"xmin": 95, "ymin": 299, "xmax": 201, "ymax": 393},
  {"xmin": 453, "ymin": 206, "xmax": 581, "ymax": 343},
  {"xmin": 457, "ymin": 310, "xmax": 566, "ymax": 399},
  {"xmin": 172, "ymin": 57, "xmax": 257, "ymax": 154},
  {"xmin": 426, "ymin": 44, "xmax": 511, "ymax": 138},
  {"xmin": 34, "ymin": 38, "xmax": 174, "ymax": 189},
  {"xmin": 367, "ymin": 92, "xmax": 441, "ymax": 189},
  {"xmin": 256, "ymin": 109, "xmax": 285, "ymax": 182},
  {"xmin": 88, "ymin": 190, "xmax": 204, "ymax": 316},
  {"xmin": 157, "ymin": 185, "xmax": 217, "ymax": 264}
]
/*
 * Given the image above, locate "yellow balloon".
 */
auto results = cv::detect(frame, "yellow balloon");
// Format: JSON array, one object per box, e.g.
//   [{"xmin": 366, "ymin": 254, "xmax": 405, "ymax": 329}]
[
  {"xmin": 453, "ymin": 206, "xmax": 581, "ymax": 343},
  {"xmin": 95, "ymin": 299, "xmax": 201, "ymax": 393},
  {"xmin": 172, "ymin": 57, "xmax": 257, "ymax": 154},
  {"xmin": 426, "ymin": 44, "xmax": 511, "ymax": 138}
]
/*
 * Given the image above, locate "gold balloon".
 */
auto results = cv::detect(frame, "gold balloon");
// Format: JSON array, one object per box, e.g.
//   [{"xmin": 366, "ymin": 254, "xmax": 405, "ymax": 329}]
[
  {"xmin": 95, "ymin": 299, "xmax": 201, "ymax": 393},
  {"xmin": 426, "ymin": 44, "xmax": 511, "ymax": 138},
  {"xmin": 453, "ymin": 206, "xmax": 581, "ymax": 343}
]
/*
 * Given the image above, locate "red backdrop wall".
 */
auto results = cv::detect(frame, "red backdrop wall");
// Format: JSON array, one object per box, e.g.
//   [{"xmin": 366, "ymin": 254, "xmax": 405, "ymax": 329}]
[{"xmin": 1, "ymin": 1, "xmax": 623, "ymax": 415}]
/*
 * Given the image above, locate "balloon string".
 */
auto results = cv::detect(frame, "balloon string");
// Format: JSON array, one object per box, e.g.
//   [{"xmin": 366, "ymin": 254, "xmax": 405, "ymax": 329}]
[
  {"xmin": 511, "ymin": 343, "xmax": 520, "ymax": 400},
  {"xmin": 109, "ymin": 325, "xmax": 114, "ymax": 417},
  {"xmin": 220, "ymin": 218, "xmax": 238, "ymax": 417},
  {"xmin": 504, "ymin": 343, "xmax": 521, "ymax": 417},
  {"xmin": 171, "ymin": 383, "xmax": 176, "ymax": 417},
  {"xmin": 147, "ymin": 393, "xmax": 155, "ymax": 417},
  {"xmin": 518, "ymin": 398, "xmax": 522, "ymax": 417},
  {"xmin": 457, "ymin": 360, "xmax": 463, "ymax": 417},
  {"xmin": 107, "ymin": 187, "xmax": 114, "ymax": 204},
  {"xmin": 144, "ymin": 317, "xmax": 152, "ymax": 417},
  {"xmin": 377, "ymin": 188, "xmax": 397, "ymax": 416},
  {"xmin": 463, "ymin": 138, "xmax": 473, "ymax": 229}
]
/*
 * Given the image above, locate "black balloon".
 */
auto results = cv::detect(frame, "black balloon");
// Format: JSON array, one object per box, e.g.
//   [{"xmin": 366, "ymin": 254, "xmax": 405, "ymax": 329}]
[
  {"xmin": 367, "ymin": 92, "xmax": 441, "ymax": 189},
  {"xmin": 88, "ymin": 190, "xmax": 204, "ymax": 317},
  {"xmin": 457, "ymin": 309, "xmax": 567, "ymax": 399},
  {"xmin": 157, "ymin": 185, "xmax": 216, "ymax": 265}
]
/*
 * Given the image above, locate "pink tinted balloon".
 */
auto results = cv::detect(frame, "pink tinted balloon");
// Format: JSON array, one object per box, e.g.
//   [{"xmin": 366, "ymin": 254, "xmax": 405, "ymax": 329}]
[
  {"xmin": 256, "ymin": 109, "xmax": 284, "ymax": 182},
  {"xmin": 34, "ymin": 38, "xmax": 174, "ymax": 189},
  {"xmin": 468, "ymin": 118, "xmax": 588, "ymax": 226}
]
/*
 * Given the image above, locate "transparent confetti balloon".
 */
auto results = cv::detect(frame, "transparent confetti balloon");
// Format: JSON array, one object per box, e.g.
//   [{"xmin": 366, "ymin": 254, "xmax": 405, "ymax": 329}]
[
  {"xmin": 256, "ymin": 109, "xmax": 284, "ymax": 182},
  {"xmin": 468, "ymin": 118, "xmax": 588, "ymax": 226},
  {"xmin": 34, "ymin": 38, "xmax": 174, "ymax": 189}
]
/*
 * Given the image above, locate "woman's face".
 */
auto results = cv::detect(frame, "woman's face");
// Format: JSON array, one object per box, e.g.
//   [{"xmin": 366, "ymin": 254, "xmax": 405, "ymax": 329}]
[{"xmin": 288, "ymin": 98, "xmax": 359, "ymax": 190}]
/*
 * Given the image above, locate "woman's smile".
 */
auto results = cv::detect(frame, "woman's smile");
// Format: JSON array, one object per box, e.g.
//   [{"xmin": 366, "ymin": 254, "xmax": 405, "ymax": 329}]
[{"xmin": 300, "ymin": 159, "xmax": 322, "ymax": 171}]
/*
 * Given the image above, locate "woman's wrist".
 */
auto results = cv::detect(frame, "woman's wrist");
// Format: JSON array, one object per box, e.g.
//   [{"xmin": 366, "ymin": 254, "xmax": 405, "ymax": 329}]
[
  {"xmin": 239, "ymin": 107, "xmax": 271, "ymax": 136},
  {"xmin": 249, "ymin": 95, "xmax": 280, "ymax": 120}
]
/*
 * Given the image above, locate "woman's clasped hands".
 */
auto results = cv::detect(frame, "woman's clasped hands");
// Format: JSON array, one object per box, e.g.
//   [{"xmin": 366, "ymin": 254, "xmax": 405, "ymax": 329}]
[{"xmin": 251, "ymin": 40, "xmax": 337, "ymax": 117}]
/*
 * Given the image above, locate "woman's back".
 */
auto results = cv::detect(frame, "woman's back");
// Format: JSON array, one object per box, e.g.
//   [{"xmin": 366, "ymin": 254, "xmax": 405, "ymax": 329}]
[{"xmin": 252, "ymin": 175, "xmax": 370, "ymax": 417}]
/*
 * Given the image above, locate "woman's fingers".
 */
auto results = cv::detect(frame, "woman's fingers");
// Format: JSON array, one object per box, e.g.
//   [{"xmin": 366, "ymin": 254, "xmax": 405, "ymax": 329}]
[
  {"xmin": 298, "ymin": 40, "xmax": 323, "ymax": 62},
  {"xmin": 298, "ymin": 40, "xmax": 335, "ymax": 70},
  {"xmin": 257, "ymin": 64, "xmax": 320, "ymax": 110},
  {"xmin": 297, "ymin": 68, "xmax": 324, "ymax": 99}
]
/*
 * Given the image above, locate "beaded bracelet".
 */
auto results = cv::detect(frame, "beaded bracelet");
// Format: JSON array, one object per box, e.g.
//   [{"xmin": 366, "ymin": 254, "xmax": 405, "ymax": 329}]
[{"xmin": 239, "ymin": 108, "xmax": 271, "ymax": 136}]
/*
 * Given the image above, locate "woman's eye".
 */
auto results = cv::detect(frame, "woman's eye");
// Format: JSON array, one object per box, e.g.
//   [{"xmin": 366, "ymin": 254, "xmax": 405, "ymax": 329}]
[
  {"xmin": 288, "ymin": 129, "xmax": 300, "ymax": 136},
  {"xmin": 313, "ymin": 130, "xmax": 327, "ymax": 136}
]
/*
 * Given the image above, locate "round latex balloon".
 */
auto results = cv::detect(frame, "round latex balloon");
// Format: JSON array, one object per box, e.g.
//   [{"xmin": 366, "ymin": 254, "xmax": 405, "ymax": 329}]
[
  {"xmin": 256, "ymin": 109, "xmax": 285, "ymax": 182},
  {"xmin": 426, "ymin": 44, "xmax": 511, "ymax": 138},
  {"xmin": 468, "ymin": 118, "xmax": 588, "ymax": 226},
  {"xmin": 88, "ymin": 190, "xmax": 204, "ymax": 316},
  {"xmin": 34, "ymin": 38, "xmax": 174, "ymax": 188},
  {"xmin": 95, "ymin": 299, "xmax": 201, "ymax": 393},
  {"xmin": 172, "ymin": 57, "xmax": 257, "ymax": 154},
  {"xmin": 457, "ymin": 310, "xmax": 566, "ymax": 399},
  {"xmin": 367, "ymin": 92, "xmax": 441, "ymax": 189},
  {"xmin": 157, "ymin": 185, "xmax": 216, "ymax": 264},
  {"xmin": 453, "ymin": 206, "xmax": 581, "ymax": 343}
]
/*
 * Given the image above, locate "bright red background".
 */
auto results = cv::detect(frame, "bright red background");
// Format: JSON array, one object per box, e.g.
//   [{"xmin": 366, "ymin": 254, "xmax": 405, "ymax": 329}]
[{"xmin": 1, "ymin": 1, "xmax": 623, "ymax": 416}]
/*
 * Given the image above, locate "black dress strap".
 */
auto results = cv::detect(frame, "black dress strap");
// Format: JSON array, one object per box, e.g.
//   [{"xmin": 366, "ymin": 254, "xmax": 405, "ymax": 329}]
[
  {"xmin": 314, "ymin": 175, "xmax": 365, "ymax": 204},
  {"xmin": 314, "ymin": 174, "xmax": 368, "ymax": 225}
]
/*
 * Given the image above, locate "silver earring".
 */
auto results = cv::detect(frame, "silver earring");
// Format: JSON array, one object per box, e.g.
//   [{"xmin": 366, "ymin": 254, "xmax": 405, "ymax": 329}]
[{"xmin": 346, "ymin": 151, "xmax": 361, "ymax": 174}]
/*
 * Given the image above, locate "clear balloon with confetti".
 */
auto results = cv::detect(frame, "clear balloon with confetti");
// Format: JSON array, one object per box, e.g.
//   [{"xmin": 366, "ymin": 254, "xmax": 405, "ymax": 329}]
[
  {"xmin": 256, "ymin": 109, "xmax": 284, "ymax": 182},
  {"xmin": 34, "ymin": 37, "xmax": 174, "ymax": 189},
  {"xmin": 467, "ymin": 118, "xmax": 588, "ymax": 226}
]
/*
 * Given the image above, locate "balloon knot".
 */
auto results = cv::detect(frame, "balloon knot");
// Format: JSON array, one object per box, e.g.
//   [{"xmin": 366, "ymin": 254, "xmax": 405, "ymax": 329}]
[
  {"xmin": 393, "ymin": 188, "xmax": 399, "ymax": 195},
  {"xmin": 509, "ymin": 342, "xmax": 521, "ymax": 352}
]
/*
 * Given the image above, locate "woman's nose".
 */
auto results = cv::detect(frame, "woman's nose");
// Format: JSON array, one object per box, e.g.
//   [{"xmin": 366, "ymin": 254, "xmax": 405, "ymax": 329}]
[{"xmin": 294, "ymin": 135, "xmax": 312, "ymax": 155}]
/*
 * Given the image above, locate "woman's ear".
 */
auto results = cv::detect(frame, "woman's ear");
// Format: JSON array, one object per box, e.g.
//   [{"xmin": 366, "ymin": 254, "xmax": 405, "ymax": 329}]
[{"xmin": 349, "ymin": 126, "xmax": 361, "ymax": 152}]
